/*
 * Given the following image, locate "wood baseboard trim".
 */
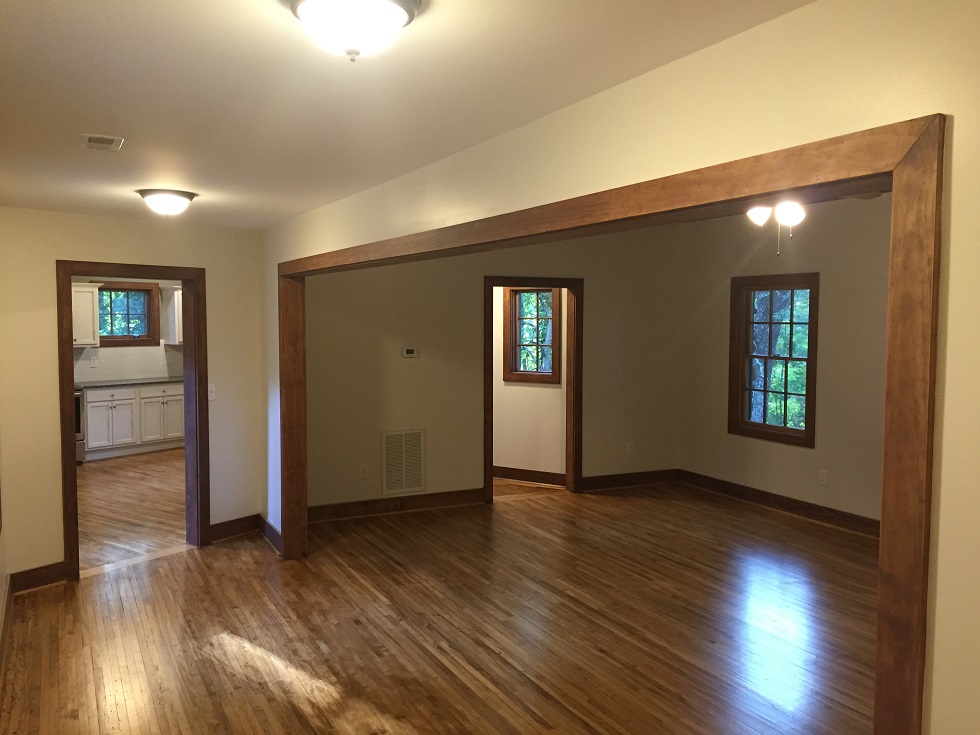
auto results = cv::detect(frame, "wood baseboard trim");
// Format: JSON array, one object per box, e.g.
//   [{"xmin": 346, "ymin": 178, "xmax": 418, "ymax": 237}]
[
  {"xmin": 677, "ymin": 470, "xmax": 880, "ymax": 537},
  {"xmin": 261, "ymin": 517, "xmax": 284, "ymax": 555},
  {"xmin": 209, "ymin": 514, "xmax": 262, "ymax": 543},
  {"xmin": 10, "ymin": 561, "xmax": 69, "ymax": 594},
  {"xmin": 492, "ymin": 466, "xmax": 566, "ymax": 486},
  {"xmin": 309, "ymin": 488, "xmax": 486, "ymax": 524},
  {"xmin": 578, "ymin": 469, "xmax": 682, "ymax": 492}
]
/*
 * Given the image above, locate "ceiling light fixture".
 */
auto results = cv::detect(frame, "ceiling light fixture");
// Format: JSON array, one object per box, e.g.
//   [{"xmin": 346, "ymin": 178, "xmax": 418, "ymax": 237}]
[
  {"xmin": 291, "ymin": 0, "xmax": 421, "ymax": 61},
  {"xmin": 747, "ymin": 206, "xmax": 773, "ymax": 226},
  {"xmin": 774, "ymin": 201, "xmax": 805, "ymax": 227},
  {"xmin": 137, "ymin": 189, "xmax": 198, "ymax": 216},
  {"xmin": 747, "ymin": 200, "xmax": 806, "ymax": 256}
]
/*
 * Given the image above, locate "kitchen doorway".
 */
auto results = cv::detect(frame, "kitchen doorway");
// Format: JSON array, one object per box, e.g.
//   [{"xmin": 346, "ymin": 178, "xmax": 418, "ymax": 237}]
[{"xmin": 56, "ymin": 261, "xmax": 210, "ymax": 580}]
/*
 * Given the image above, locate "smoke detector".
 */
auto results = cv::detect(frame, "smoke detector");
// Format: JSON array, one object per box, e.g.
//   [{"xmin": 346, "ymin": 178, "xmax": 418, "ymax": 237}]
[{"xmin": 78, "ymin": 133, "xmax": 124, "ymax": 152}]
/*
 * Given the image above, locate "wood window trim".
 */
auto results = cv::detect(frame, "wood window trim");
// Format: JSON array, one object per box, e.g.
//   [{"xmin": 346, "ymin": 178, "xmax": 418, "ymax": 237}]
[
  {"xmin": 502, "ymin": 286, "xmax": 562, "ymax": 384},
  {"xmin": 96, "ymin": 280, "xmax": 161, "ymax": 347},
  {"xmin": 728, "ymin": 272, "xmax": 819, "ymax": 448}
]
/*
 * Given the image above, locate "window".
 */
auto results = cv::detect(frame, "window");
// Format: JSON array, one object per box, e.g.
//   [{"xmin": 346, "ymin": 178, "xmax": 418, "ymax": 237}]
[
  {"xmin": 503, "ymin": 287, "xmax": 562, "ymax": 384},
  {"xmin": 728, "ymin": 273, "xmax": 819, "ymax": 447},
  {"xmin": 97, "ymin": 281, "xmax": 161, "ymax": 347}
]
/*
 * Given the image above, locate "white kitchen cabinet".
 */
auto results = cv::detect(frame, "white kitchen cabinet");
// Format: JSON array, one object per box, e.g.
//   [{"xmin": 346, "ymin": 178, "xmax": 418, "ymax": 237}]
[
  {"xmin": 85, "ymin": 402, "xmax": 112, "ymax": 449},
  {"xmin": 140, "ymin": 383, "xmax": 184, "ymax": 443},
  {"xmin": 85, "ymin": 388, "xmax": 137, "ymax": 449},
  {"xmin": 140, "ymin": 397, "xmax": 165, "ymax": 442},
  {"xmin": 71, "ymin": 283, "xmax": 101, "ymax": 347},
  {"xmin": 163, "ymin": 395, "xmax": 185, "ymax": 439},
  {"xmin": 162, "ymin": 287, "xmax": 183, "ymax": 345}
]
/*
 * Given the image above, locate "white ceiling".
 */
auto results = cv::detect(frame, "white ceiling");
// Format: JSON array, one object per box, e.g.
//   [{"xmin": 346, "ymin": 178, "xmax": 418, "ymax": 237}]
[{"xmin": 0, "ymin": 0, "xmax": 813, "ymax": 229}]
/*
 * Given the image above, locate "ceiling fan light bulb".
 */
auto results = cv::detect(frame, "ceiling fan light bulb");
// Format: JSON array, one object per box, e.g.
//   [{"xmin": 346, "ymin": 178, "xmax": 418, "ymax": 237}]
[
  {"xmin": 775, "ymin": 201, "xmax": 806, "ymax": 227},
  {"xmin": 747, "ymin": 206, "xmax": 773, "ymax": 226}
]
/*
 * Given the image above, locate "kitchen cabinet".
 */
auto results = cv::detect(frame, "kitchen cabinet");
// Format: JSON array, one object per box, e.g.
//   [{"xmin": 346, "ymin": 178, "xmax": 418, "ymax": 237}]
[
  {"xmin": 85, "ymin": 388, "xmax": 137, "ymax": 449},
  {"xmin": 71, "ymin": 283, "xmax": 101, "ymax": 347},
  {"xmin": 140, "ymin": 383, "xmax": 185, "ymax": 442},
  {"xmin": 163, "ymin": 287, "xmax": 183, "ymax": 345}
]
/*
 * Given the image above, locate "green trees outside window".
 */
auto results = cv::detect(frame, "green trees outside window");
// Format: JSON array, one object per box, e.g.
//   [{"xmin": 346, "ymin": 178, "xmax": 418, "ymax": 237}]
[{"xmin": 729, "ymin": 273, "xmax": 819, "ymax": 448}]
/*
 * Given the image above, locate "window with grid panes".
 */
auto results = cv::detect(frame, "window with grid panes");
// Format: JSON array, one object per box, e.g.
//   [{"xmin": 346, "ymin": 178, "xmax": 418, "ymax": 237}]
[
  {"xmin": 728, "ymin": 273, "xmax": 819, "ymax": 447},
  {"xmin": 96, "ymin": 282, "xmax": 161, "ymax": 347},
  {"xmin": 502, "ymin": 287, "xmax": 562, "ymax": 384}
]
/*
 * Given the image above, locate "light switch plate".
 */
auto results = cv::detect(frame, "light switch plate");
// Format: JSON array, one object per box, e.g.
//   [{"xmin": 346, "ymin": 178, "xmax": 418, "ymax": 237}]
[{"xmin": 208, "ymin": 383, "xmax": 216, "ymax": 401}]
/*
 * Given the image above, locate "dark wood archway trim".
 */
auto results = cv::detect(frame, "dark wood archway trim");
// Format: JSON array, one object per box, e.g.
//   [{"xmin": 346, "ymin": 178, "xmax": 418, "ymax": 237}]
[
  {"xmin": 277, "ymin": 114, "xmax": 945, "ymax": 735},
  {"xmin": 484, "ymin": 276, "xmax": 584, "ymax": 500},
  {"xmin": 56, "ymin": 260, "xmax": 211, "ymax": 579},
  {"xmin": 278, "ymin": 274, "xmax": 306, "ymax": 559}
]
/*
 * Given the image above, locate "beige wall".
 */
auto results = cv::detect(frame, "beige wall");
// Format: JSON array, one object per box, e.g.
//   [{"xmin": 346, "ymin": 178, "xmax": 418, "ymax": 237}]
[
  {"xmin": 492, "ymin": 287, "xmax": 567, "ymax": 475},
  {"xmin": 266, "ymin": 1, "xmax": 980, "ymax": 728},
  {"xmin": 0, "ymin": 206, "xmax": 267, "ymax": 572}
]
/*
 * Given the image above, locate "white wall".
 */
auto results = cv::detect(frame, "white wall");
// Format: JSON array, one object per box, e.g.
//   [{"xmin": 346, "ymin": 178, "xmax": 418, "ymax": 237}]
[
  {"xmin": 492, "ymin": 287, "xmax": 566, "ymax": 475},
  {"xmin": 0, "ymin": 206, "xmax": 267, "ymax": 572},
  {"xmin": 73, "ymin": 344, "xmax": 182, "ymax": 384},
  {"xmin": 266, "ymin": 2, "xmax": 980, "ymax": 728}
]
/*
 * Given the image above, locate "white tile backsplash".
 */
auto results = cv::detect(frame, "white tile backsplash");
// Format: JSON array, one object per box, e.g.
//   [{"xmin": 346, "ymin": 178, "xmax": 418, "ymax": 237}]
[{"xmin": 74, "ymin": 343, "xmax": 182, "ymax": 384}]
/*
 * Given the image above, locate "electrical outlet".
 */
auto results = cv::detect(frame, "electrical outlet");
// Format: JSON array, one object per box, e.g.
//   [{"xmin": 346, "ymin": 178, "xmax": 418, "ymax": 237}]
[
  {"xmin": 359, "ymin": 464, "xmax": 369, "ymax": 479},
  {"xmin": 818, "ymin": 469, "xmax": 828, "ymax": 486},
  {"xmin": 626, "ymin": 441, "xmax": 635, "ymax": 455},
  {"xmin": 89, "ymin": 355, "xmax": 98, "ymax": 368}
]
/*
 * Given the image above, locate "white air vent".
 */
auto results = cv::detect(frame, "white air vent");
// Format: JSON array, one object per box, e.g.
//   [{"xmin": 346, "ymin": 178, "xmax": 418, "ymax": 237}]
[
  {"xmin": 383, "ymin": 430, "xmax": 425, "ymax": 496},
  {"xmin": 79, "ymin": 133, "xmax": 124, "ymax": 151}
]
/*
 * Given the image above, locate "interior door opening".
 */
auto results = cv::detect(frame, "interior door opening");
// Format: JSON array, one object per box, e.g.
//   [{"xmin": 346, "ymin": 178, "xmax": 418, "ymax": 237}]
[
  {"xmin": 56, "ymin": 261, "xmax": 211, "ymax": 580},
  {"xmin": 483, "ymin": 276, "xmax": 584, "ymax": 501}
]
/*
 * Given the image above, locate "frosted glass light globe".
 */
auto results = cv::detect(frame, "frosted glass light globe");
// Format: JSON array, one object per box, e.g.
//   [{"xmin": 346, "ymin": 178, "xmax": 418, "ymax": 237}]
[
  {"xmin": 775, "ymin": 201, "xmax": 806, "ymax": 227},
  {"xmin": 747, "ymin": 206, "xmax": 773, "ymax": 226},
  {"xmin": 137, "ymin": 190, "xmax": 197, "ymax": 216},
  {"xmin": 294, "ymin": 0, "xmax": 413, "ymax": 58}
]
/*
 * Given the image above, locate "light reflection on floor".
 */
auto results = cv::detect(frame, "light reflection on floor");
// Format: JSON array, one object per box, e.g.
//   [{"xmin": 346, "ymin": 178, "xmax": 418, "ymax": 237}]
[
  {"xmin": 739, "ymin": 552, "xmax": 815, "ymax": 712},
  {"xmin": 208, "ymin": 632, "xmax": 420, "ymax": 735}
]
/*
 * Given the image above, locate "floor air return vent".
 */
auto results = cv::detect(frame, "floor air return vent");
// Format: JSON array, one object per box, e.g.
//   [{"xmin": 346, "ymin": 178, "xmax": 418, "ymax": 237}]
[{"xmin": 383, "ymin": 430, "xmax": 425, "ymax": 495}]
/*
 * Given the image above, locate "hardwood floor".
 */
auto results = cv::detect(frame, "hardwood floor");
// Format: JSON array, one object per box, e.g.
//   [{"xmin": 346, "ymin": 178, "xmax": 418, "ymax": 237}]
[
  {"xmin": 0, "ymin": 482, "xmax": 877, "ymax": 734},
  {"xmin": 492, "ymin": 476, "xmax": 563, "ymax": 498},
  {"xmin": 77, "ymin": 449, "xmax": 186, "ymax": 570}
]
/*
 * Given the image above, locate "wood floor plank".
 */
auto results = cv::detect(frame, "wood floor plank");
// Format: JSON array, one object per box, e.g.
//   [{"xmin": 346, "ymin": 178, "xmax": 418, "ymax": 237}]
[
  {"xmin": 77, "ymin": 450, "xmax": 186, "ymax": 570},
  {"xmin": 0, "ymin": 481, "xmax": 876, "ymax": 734}
]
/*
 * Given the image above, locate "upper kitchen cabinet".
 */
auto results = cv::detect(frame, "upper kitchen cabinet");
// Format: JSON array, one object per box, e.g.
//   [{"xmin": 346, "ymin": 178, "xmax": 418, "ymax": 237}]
[
  {"xmin": 162, "ymin": 287, "xmax": 183, "ymax": 345},
  {"xmin": 71, "ymin": 283, "xmax": 100, "ymax": 347}
]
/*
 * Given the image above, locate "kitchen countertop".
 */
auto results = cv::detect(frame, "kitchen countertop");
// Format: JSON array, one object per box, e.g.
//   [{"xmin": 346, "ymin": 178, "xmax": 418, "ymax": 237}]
[{"xmin": 75, "ymin": 377, "xmax": 182, "ymax": 389}]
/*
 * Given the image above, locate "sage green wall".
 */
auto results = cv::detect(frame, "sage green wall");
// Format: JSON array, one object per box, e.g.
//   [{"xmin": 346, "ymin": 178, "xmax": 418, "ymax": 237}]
[{"xmin": 305, "ymin": 196, "xmax": 888, "ymax": 521}]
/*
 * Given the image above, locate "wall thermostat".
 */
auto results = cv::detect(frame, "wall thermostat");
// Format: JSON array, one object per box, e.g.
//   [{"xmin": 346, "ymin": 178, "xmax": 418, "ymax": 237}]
[{"xmin": 402, "ymin": 347, "xmax": 420, "ymax": 358}]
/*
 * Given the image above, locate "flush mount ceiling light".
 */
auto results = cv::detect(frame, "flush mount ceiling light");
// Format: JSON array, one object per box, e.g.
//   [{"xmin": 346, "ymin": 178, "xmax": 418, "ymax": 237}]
[
  {"xmin": 137, "ymin": 189, "xmax": 198, "ymax": 216},
  {"xmin": 747, "ymin": 200, "xmax": 806, "ymax": 256},
  {"xmin": 291, "ymin": 0, "xmax": 421, "ymax": 61}
]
